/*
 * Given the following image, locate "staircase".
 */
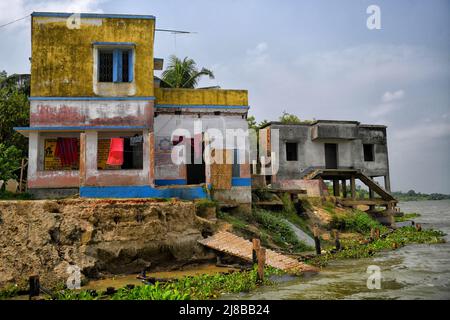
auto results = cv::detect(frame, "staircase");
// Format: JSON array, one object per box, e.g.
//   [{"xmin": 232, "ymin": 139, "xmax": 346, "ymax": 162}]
[
  {"xmin": 356, "ymin": 172, "xmax": 395, "ymax": 202},
  {"xmin": 301, "ymin": 167, "xmax": 396, "ymax": 203}
]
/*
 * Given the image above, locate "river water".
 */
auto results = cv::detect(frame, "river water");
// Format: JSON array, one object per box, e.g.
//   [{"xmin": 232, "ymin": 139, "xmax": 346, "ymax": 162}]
[{"xmin": 229, "ymin": 200, "xmax": 450, "ymax": 300}]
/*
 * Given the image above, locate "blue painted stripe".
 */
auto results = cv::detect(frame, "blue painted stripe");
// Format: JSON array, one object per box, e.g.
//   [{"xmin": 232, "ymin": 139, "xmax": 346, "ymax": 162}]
[
  {"xmin": 155, "ymin": 104, "xmax": 250, "ymax": 109},
  {"xmin": 79, "ymin": 185, "xmax": 209, "ymax": 200},
  {"xmin": 14, "ymin": 126, "xmax": 148, "ymax": 131},
  {"xmin": 32, "ymin": 12, "xmax": 156, "ymax": 20},
  {"xmin": 231, "ymin": 177, "xmax": 252, "ymax": 186},
  {"xmin": 113, "ymin": 49, "xmax": 120, "ymax": 82},
  {"xmin": 93, "ymin": 42, "xmax": 135, "ymax": 46},
  {"xmin": 29, "ymin": 96, "xmax": 155, "ymax": 101},
  {"xmin": 155, "ymin": 179, "xmax": 187, "ymax": 186},
  {"xmin": 128, "ymin": 50, "xmax": 134, "ymax": 82}
]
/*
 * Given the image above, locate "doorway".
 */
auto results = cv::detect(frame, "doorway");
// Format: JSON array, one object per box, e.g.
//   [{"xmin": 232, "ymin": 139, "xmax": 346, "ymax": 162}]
[
  {"xmin": 325, "ymin": 143, "xmax": 338, "ymax": 169},
  {"xmin": 186, "ymin": 138, "xmax": 206, "ymax": 184}
]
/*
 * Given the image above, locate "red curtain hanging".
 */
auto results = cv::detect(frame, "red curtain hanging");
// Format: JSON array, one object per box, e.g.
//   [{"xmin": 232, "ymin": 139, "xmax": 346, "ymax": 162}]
[
  {"xmin": 107, "ymin": 138, "xmax": 124, "ymax": 166},
  {"xmin": 55, "ymin": 138, "xmax": 79, "ymax": 167}
]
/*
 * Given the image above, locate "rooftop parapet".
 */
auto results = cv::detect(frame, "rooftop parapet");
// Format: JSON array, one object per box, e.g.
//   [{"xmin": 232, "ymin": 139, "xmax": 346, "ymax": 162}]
[{"xmin": 154, "ymin": 88, "xmax": 248, "ymax": 107}]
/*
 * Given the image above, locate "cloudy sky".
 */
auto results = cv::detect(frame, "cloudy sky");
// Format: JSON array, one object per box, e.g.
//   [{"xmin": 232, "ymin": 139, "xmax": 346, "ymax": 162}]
[{"xmin": 0, "ymin": 0, "xmax": 449, "ymax": 193}]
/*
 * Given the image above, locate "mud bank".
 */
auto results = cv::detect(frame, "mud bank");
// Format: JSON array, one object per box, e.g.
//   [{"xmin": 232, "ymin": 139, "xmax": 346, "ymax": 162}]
[{"xmin": 0, "ymin": 199, "xmax": 215, "ymax": 289}]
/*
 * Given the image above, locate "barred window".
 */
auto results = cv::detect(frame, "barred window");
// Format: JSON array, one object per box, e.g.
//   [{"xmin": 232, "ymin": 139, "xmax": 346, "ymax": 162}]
[{"xmin": 99, "ymin": 51, "xmax": 113, "ymax": 82}]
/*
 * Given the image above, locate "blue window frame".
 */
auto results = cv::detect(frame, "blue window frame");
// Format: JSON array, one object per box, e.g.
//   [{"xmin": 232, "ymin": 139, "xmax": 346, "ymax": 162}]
[{"xmin": 98, "ymin": 48, "xmax": 133, "ymax": 83}]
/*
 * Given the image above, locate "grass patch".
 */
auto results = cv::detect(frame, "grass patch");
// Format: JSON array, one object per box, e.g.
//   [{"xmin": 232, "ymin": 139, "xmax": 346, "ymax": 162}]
[
  {"xmin": 330, "ymin": 210, "xmax": 381, "ymax": 234},
  {"xmin": 279, "ymin": 193, "xmax": 312, "ymax": 237},
  {"xmin": 307, "ymin": 226, "xmax": 445, "ymax": 268},
  {"xmin": 53, "ymin": 267, "xmax": 284, "ymax": 300},
  {"xmin": 0, "ymin": 284, "xmax": 20, "ymax": 300},
  {"xmin": 395, "ymin": 212, "xmax": 421, "ymax": 222},
  {"xmin": 195, "ymin": 199, "xmax": 217, "ymax": 209},
  {"xmin": 0, "ymin": 191, "xmax": 33, "ymax": 200},
  {"xmin": 253, "ymin": 209, "xmax": 312, "ymax": 252}
]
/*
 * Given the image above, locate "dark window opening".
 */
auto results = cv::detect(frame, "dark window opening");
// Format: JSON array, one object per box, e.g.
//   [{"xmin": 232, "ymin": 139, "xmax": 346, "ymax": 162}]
[
  {"xmin": 286, "ymin": 142, "xmax": 298, "ymax": 161},
  {"xmin": 214, "ymin": 111, "xmax": 221, "ymax": 116},
  {"xmin": 99, "ymin": 51, "xmax": 113, "ymax": 82},
  {"xmin": 363, "ymin": 144, "xmax": 375, "ymax": 162},
  {"xmin": 186, "ymin": 139, "xmax": 206, "ymax": 184},
  {"xmin": 122, "ymin": 50, "xmax": 129, "ymax": 82}
]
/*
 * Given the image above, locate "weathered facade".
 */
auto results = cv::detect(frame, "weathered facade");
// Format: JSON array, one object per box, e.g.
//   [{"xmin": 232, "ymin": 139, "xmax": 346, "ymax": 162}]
[
  {"xmin": 259, "ymin": 120, "xmax": 396, "ymax": 211},
  {"xmin": 15, "ymin": 12, "xmax": 251, "ymax": 207}
]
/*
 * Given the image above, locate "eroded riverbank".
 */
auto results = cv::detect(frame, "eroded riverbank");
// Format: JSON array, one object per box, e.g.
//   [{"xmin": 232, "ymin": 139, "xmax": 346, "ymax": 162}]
[{"xmin": 225, "ymin": 200, "xmax": 450, "ymax": 300}]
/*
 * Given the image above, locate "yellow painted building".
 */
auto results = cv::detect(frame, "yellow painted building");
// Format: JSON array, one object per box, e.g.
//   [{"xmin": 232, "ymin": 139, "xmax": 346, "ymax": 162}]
[
  {"xmin": 17, "ymin": 12, "xmax": 252, "ymax": 209},
  {"xmin": 31, "ymin": 13, "xmax": 155, "ymax": 97}
]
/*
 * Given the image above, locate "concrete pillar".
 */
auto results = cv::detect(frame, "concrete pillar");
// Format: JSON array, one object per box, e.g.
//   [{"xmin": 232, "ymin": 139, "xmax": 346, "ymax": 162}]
[
  {"xmin": 384, "ymin": 175, "xmax": 391, "ymax": 192},
  {"xmin": 27, "ymin": 132, "xmax": 39, "ymax": 188},
  {"xmin": 148, "ymin": 131, "xmax": 155, "ymax": 187},
  {"xmin": 333, "ymin": 179, "xmax": 340, "ymax": 197},
  {"xmin": 369, "ymin": 188, "xmax": 374, "ymax": 199},
  {"xmin": 350, "ymin": 175, "xmax": 356, "ymax": 200},
  {"xmin": 341, "ymin": 179, "xmax": 347, "ymax": 198},
  {"xmin": 84, "ymin": 131, "xmax": 98, "ymax": 185}
]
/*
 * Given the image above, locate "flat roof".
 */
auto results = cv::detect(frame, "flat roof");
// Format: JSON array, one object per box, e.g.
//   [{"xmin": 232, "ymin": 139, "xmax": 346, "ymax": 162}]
[
  {"xmin": 260, "ymin": 120, "xmax": 386, "ymax": 129},
  {"xmin": 31, "ymin": 12, "xmax": 156, "ymax": 20}
]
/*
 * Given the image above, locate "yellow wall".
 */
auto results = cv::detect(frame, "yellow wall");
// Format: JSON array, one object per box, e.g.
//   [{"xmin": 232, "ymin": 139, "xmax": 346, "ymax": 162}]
[
  {"xmin": 154, "ymin": 88, "xmax": 248, "ymax": 106},
  {"xmin": 31, "ymin": 16, "xmax": 154, "ymax": 97}
]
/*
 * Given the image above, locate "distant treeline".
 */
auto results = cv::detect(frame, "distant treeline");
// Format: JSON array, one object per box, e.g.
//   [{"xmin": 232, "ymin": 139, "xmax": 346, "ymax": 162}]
[
  {"xmin": 324, "ymin": 182, "xmax": 449, "ymax": 202},
  {"xmin": 392, "ymin": 190, "xmax": 450, "ymax": 202}
]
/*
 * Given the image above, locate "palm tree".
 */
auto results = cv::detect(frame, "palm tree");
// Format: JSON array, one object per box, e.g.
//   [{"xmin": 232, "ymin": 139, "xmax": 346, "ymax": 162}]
[{"xmin": 161, "ymin": 55, "xmax": 215, "ymax": 88}]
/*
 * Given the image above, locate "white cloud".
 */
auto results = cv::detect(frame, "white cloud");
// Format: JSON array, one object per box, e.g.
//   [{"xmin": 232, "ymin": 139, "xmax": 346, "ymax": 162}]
[
  {"xmin": 245, "ymin": 42, "xmax": 269, "ymax": 65},
  {"xmin": 246, "ymin": 42, "xmax": 268, "ymax": 56},
  {"xmin": 0, "ymin": 0, "xmax": 105, "ymax": 28},
  {"xmin": 369, "ymin": 90, "xmax": 406, "ymax": 118},
  {"xmin": 382, "ymin": 90, "xmax": 405, "ymax": 103}
]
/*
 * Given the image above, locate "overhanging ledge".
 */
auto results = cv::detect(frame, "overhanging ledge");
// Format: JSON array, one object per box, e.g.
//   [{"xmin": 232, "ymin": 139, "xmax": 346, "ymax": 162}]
[{"xmin": 14, "ymin": 125, "xmax": 149, "ymax": 137}]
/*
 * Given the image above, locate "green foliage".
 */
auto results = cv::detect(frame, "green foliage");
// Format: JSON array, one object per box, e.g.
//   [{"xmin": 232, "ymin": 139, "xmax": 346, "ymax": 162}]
[
  {"xmin": 253, "ymin": 209, "xmax": 310, "ymax": 251},
  {"xmin": 0, "ymin": 144, "xmax": 22, "ymax": 184},
  {"xmin": 221, "ymin": 212, "xmax": 248, "ymax": 230},
  {"xmin": 278, "ymin": 111, "xmax": 313, "ymax": 125},
  {"xmin": 279, "ymin": 111, "xmax": 301, "ymax": 124},
  {"xmin": 395, "ymin": 212, "xmax": 421, "ymax": 222},
  {"xmin": 161, "ymin": 56, "xmax": 214, "ymax": 88},
  {"xmin": 0, "ymin": 190, "xmax": 33, "ymax": 200},
  {"xmin": 0, "ymin": 284, "xmax": 19, "ymax": 300},
  {"xmin": 0, "ymin": 71, "xmax": 30, "ymax": 157},
  {"xmin": 112, "ymin": 282, "xmax": 190, "ymax": 300},
  {"xmin": 322, "ymin": 200, "xmax": 336, "ymax": 214},
  {"xmin": 246, "ymin": 115, "xmax": 269, "ymax": 130},
  {"xmin": 279, "ymin": 193, "xmax": 312, "ymax": 237},
  {"xmin": 392, "ymin": 190, "xmax": 450, "ymax": 201},
  {"xmin": 54, "ymin": 267, "xmax": 282, "ymax": 300},
  {"xmin": 307, "ymin": 227, "xmax": 445, "ymax": 267},
  {"xmin": 330, "ymin": 210, "xmax": 381, "ymax": 234},
  {"xmin": 195, "ymin": 199, "xmax": 217, "ymax": 209}
]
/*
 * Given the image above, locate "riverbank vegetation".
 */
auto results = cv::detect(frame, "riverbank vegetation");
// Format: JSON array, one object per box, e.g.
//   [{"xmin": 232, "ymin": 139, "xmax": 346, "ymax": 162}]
[
  {"xmin": 395, "ymin": 212, "xmax": 421, "ymax": 222},
  {"xmin": 53, "ymin": 267, "xmax": 284, "ymax": 300},
  {"xmin": 306, "ymin": 227, "xmax": 445, "ymax": 268}
]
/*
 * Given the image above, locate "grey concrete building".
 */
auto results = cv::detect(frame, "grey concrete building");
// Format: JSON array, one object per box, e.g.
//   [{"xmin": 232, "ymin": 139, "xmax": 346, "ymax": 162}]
[{"xmin": 259, "ymin": 120, "xmax": 396, "ymax": 213}]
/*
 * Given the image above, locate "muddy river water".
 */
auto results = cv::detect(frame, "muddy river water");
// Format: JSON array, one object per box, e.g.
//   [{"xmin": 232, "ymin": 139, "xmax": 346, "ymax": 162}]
[{"xmin": 226, "ymin": 200, "xmax": 450, "ymax": 300}]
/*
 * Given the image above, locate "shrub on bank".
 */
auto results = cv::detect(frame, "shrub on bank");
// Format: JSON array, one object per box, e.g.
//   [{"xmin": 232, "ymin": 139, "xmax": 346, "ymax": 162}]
[{"xmin": 330, "ymin": 210, "xmax": 381, "ymax": 233}]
